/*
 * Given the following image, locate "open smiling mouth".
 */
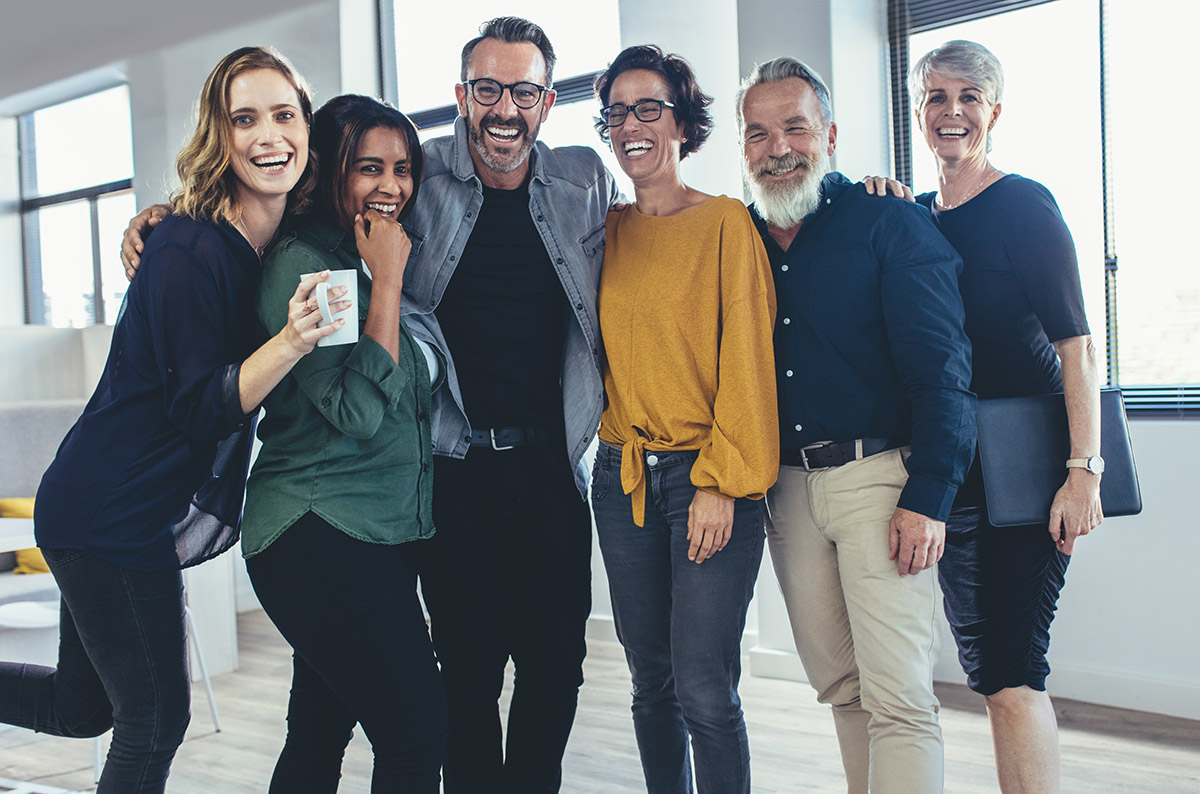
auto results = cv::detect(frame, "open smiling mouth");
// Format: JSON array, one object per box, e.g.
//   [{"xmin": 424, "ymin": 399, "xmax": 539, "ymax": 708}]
[
  {"xmin": 937, "ymin": 127, "xmax": 969, "ymax": 138},
  {"xmin": 485, "ymin": 126, "xmax": 522, "ymax": 144},
  {"xmin": 366, "ymin": 202, "xmax": 398, "ymax": 217},
  {"xmin": 252, "ymin": 153, "xmax": 293, "ymax": 172},
  {"xmin": 623, "ymin": 141, "xmax": 652, "ymax": 158}
]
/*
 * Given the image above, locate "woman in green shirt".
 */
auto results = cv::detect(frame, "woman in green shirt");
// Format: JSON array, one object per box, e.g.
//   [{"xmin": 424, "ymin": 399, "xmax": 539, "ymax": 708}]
[{"xmin": 241, "ymin": 94, "xmax": 446, "ymax": 793}]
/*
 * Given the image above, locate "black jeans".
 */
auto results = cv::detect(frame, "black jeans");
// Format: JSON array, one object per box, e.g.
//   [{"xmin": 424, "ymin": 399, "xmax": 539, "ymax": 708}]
[
  {"xmin": 418, "ymin": 442, "xmax": 593, "ymax": 793},
  {"xmin": 246, "ymin": 512, "xmax": 448, "ymax": 793},
  {"xmin": 0, "ymin": 548, "xmax": 190, "ymax": 794}
]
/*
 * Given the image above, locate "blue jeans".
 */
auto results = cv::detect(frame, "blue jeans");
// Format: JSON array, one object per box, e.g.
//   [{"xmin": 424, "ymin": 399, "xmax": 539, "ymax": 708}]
[
  {"xmin": 591, "ymin": 443, "xmax": 764, "ymax": 794},
  {"xmin": 0, "ymin": 548, "xmax": 190, "ymax": 794}
]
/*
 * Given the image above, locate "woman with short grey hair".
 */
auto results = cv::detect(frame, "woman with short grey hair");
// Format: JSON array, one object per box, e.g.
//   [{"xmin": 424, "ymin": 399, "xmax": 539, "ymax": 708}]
[{"xmin": 907, "ymin": 38, "xmax": 1102, "ymax": 794}]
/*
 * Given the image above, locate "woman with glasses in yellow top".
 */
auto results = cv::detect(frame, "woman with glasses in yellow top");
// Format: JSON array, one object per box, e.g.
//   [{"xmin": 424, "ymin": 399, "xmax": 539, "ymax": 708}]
[{"xmin": 590, "ymin": 45, "xmax": 778, "ymax": 794}]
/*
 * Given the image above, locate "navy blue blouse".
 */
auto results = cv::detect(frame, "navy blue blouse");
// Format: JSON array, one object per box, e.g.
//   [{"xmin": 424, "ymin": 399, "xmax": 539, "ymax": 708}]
[
  {"xmin": 35, "ymin": 214, "xmax": 261, "ymax": 571},
  {"xmin": 918, "ymin": 175, "xmax": 1090, "ymax": 507}
]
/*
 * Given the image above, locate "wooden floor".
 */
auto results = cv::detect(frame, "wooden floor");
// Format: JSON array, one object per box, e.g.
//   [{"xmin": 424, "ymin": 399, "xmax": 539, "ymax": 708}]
[{"xmin": 1, "ymin": 609, "xmax": 1197, "ymax": 792}]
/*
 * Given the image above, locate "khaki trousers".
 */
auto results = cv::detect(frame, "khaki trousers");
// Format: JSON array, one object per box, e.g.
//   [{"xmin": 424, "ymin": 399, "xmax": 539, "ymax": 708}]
[{"xmin": 766, "ymin": 449, "xmax": 943, "ymax": 794}]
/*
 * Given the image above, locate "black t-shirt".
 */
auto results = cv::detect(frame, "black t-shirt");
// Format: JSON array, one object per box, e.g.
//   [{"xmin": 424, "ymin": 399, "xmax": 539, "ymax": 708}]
[
  {"xmin": 435, "ymin": 181, "xmax": 568, "ymax": 430},
  {"xmin": 919, "ymin": 174, "xmax": 1090, "ymax": 505}
]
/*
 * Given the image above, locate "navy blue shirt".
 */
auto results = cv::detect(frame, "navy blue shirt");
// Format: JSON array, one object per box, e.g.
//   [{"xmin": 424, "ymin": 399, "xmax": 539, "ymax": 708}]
[
  {"xmin": 751, "ymin": 172, "xmax": 976, "ymax": 521},
  {"xmin": 919, "ymin": 175, "xmax": 1090, "ymax": 507},
  {"xmin": 35, "ymin": 214, "xmax": 259, "ymax": 571}
]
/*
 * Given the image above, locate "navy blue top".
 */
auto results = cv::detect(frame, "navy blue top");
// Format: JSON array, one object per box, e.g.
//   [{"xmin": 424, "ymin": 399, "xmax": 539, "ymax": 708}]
[
  {"xmin": 751, "ymin": 171, "xmax": 976, "ymax": 522},
  {"xmin": 35, "ymin": 214, "xmax": 260, "ymax": 571},
  {"xmin": 918, "ymin": 174, "xmax": 1090, "ymax": 507}
]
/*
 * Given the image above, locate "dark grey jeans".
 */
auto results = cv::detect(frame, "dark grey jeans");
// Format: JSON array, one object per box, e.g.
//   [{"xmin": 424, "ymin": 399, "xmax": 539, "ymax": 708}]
[
  {"xmin": 0, "ymin": 548, "xmax": 190, "ymax": 794},
  {"xmin": 592, "ymin": 442, "xmax": 764, "ymax": 794}
]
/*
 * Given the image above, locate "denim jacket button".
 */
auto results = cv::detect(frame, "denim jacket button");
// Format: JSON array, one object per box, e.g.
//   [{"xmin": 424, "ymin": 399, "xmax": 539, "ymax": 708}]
[{"xmin": 647, "ymin": 454, "xmax": 659, "ymax": 466}]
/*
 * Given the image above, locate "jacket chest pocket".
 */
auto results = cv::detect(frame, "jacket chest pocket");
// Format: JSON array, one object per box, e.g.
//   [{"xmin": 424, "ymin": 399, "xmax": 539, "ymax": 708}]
[{"xmin": 579, "ymin": 224, "xmax": 606, "ymax": 286}]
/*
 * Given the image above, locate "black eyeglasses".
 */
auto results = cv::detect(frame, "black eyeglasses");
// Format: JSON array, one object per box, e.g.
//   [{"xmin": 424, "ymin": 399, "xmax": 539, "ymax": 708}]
[
  {"xmin": 599, "ymin": 99, "xmax": 677, "ymax": 128},
  {"xmin": 464, "ymin": 79, "xmax": 549, "ymax": 109}
]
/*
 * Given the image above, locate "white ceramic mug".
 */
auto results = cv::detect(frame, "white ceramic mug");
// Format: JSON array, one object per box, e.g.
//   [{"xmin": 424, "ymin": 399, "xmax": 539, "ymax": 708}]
[{"xmin": 302, "ymin": 269, "xmax": 358, "ymax": 347}]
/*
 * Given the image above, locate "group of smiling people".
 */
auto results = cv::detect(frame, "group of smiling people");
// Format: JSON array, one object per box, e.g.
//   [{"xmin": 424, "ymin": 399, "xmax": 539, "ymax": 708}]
[{"xmin": 0, "ymin": 14, "xmax": 1099, "ymax": 794}]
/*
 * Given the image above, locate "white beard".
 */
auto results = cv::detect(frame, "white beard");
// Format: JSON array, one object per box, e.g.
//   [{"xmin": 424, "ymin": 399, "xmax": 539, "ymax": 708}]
[{"xmin": 743, "ymin": 149, "xmax": 830, "ymax": 229}]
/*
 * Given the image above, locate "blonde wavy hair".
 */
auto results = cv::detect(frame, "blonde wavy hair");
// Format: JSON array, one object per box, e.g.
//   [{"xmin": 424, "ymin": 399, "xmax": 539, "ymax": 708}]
[{"xmin": 171, "ymin": 46, "xmax": 316, "ymax": 221}]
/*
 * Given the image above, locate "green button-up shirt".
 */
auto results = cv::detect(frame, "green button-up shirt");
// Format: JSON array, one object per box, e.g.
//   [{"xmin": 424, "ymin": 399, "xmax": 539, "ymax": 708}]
[{"xmin": 241, "ymin": 216, "xmax": 435, "ymax": 557}]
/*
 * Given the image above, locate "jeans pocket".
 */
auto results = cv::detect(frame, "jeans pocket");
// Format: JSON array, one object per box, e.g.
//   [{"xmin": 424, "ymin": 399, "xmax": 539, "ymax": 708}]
[
  {"xmin": 590, "ymin": 454, "xmax": 611, "ymax": 501},
  {"xmin": 41, "ymin": 547, "xmax": 90, "ymax": 567}
]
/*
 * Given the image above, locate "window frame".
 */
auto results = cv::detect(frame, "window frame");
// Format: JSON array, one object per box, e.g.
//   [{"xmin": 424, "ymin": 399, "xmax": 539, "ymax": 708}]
[
  {"xmin": 17, "ymin": 92, "xmax": 134, "ymax": 327},
  {"xmin": 887, "ymin": 0, "xmax": 1199, "ymax": 416}
]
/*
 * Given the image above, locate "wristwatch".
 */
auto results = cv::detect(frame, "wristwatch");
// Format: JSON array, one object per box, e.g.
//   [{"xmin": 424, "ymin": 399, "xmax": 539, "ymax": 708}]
[{"xmin": 1066, "ymin": 455, "xmax": 1105, "ymax": 475}]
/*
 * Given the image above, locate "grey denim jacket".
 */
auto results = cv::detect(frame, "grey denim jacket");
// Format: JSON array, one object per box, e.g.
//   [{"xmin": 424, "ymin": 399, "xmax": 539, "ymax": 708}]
[{"xmin": 401, "ymin": 117, "xmax": 620, "ymax": 497}]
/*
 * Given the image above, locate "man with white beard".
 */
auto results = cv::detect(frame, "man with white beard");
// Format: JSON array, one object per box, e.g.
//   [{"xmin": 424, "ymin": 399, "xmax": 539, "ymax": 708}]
[{"xmin": 736, "ymin": 57, "xmax": 976, "ymax": 794}]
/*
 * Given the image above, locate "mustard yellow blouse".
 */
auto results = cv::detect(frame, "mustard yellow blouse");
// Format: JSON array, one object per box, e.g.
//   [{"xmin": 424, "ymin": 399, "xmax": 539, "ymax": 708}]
[{"xmin": 598, "ymin": 195, "xmax": 779, "ymax": 526}]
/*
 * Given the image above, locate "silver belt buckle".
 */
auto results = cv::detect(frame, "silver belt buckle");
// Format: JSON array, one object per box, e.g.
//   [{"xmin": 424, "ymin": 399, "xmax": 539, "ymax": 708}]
[
  {"xmin": 490, "ymin": 428, "xmax": 516, "ymax": 451},
  {"xmin": 799, "ymin": 441, "xmax": 832, "ymax": 472}
]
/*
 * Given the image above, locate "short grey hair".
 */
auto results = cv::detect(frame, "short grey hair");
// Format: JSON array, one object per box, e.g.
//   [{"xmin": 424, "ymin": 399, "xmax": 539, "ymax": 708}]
[
  {"xmin": 736, "ymin": 57, "xmax": 833, "ymax": 128},
  {"xmin": 908, "ymin": 39, "xmax": 1004, "ymax": 109},
  {"xmin": 460, "ymin": 16, "xmax": 557, "ymax": 85}
]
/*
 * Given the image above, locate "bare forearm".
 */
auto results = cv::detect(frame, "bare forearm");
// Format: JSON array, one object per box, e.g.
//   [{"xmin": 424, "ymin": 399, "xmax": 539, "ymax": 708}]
[
  {"xmin": 1055, "ymin": 335, "xmax": 1101, "ymax": 458},
  {"xmin": 362, "ymin": 282, "xmax": 403, "ymax": 364},
  {"xmin": 238, "ymin": 334, "xmax": 308, "ymax": 414}
]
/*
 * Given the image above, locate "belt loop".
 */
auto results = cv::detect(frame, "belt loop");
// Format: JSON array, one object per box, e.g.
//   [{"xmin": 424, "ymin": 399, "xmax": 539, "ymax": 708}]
[{"xmin": 855, "ymin": 438, "xmax": 863, "ymax": 461}]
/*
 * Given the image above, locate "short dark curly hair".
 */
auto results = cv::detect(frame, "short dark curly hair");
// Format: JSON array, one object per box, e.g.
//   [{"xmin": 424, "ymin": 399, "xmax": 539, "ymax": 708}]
[{"xmin": 592, "ymin": 45, "xmax": 713, "ymax": 160}]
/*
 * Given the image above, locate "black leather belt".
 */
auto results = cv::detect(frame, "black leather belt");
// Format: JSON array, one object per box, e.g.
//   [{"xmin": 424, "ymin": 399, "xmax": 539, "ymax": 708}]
[
  {"xmin": 468, "ymin": 426, "xmax": 552, "ymax": 450},
  {"xmin": 781, "ymin": 438, "xmax": 902, "ymax": 471}
]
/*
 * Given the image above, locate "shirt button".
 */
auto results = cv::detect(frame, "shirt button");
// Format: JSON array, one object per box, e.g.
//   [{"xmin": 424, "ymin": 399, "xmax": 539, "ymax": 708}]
[
  {"xmin": 795, "ymin": 424, "xmax": 803, "ymax": 431},
  {"xmin": 786, "ymin": 370, "xmax": 794, "ymax": 377},
  {"xmin": 782, "ymin": 317, "xmax": 791, "ymax": 325},
  {"xmin": 464, "ymin": 434, "xmax": 471, "ymax": 441},
  {"xmin": 647, "ymin": 454, "xmax": 659, "ymax": 466},
  {"xmin": 781, "ymin": 265, "xmax": 789, "ymax": 272},
  {"xmin": 450, "ymin": 255, "xmax": 456, "ymax": 261},
  {"xmin": 575, "ymin": 302, "xmax": 584, "ymax": 310},
  {"xmin": 557, "ymin": 257, "xmax": 565, "ymax": 265},
  {"xmin": 537, "ymin": 215, "xmax": 545, "ymax": 222},
  {"xmin": 321, "ymin": 397, "xmax": 332, "ymax": 408},
  {"xmin": 466, "ymin": 211, "xmax": 473, "ymax": 218}
]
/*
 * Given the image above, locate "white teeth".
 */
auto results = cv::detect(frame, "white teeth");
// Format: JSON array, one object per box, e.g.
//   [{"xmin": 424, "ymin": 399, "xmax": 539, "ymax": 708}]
[
  {"xmin": 253, "ymin": 153, "xmax": 290, "ymax": 166},
  {"xmin": 623, "ymin": 141, "xmax": 652, "ymax": 156},
  {"xmin": 487, "ymin": 127, "xmax": 519, "ymax": 139},
  {"xmin": 367, "ymin": 203, "xmax": 397, "ymax": 213},
  {"xmin": 938, "ymin": 128, "xmax": 968, "ymax": 136}
]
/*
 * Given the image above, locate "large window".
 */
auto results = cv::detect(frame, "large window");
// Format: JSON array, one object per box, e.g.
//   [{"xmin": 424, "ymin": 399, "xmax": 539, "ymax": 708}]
[
  {"xmin": 19, "ymin": 85, "xmax": 135, "ymax": 327},
  {"xmin": 890, "ymin": 0, "xmax": 1200, "ymax": 413},
  {"xmin": 383, "ymin": 2, "xmax": 632, "ymax": 197}
]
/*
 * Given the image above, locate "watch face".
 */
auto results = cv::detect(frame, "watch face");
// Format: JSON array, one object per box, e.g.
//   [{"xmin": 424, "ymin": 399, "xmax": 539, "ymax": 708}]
[{"xmin": 1087, "ymin": 455, "xmax": 1105, "ymax": 475}]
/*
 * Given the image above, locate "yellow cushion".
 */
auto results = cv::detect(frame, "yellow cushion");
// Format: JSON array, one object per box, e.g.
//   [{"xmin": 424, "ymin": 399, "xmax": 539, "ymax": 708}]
[
  {"xmin": 0, "ymin": 498, "xmax": 34, "ymax": 519},
  {"xmin": 0, "ymin": 498, "xmax": 49, "ymax": 574}
]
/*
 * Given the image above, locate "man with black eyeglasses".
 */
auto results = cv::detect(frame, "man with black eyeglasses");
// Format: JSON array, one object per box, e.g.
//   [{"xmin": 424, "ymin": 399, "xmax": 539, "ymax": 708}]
[
  {"xmin": 118, "ymin": 16, "xmax": 613, "ymax": 791},
  {"xmin": 399, "ymin": 16, "xmax": 619, "ymax": 794}
]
